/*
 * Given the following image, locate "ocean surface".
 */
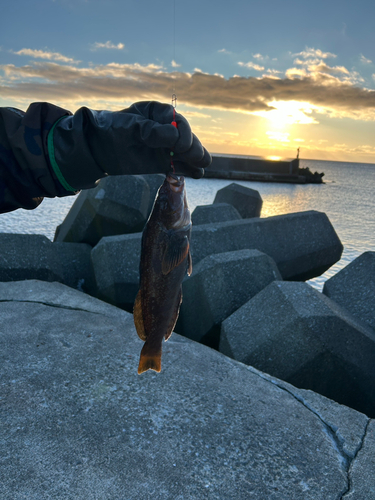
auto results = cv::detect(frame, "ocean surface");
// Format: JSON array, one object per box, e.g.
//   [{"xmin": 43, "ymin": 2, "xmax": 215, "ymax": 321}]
[{"xmin": 1, "ymin": 159, "xmax": 374, "ymax": 290}]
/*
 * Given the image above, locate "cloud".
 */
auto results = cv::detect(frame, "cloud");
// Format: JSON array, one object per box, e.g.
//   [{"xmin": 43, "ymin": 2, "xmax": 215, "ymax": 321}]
[
  {"xmin": 266, "ymin": 131, "xmax": 290, "ymax": 142},
  {"xmin": 171, "ymin": 60, "xmax": 181, "ymax": 68},
  {"xmin": 285, "ymin": 67, "xmax": 308, "ymax": 78},
  {"xmin": 288, "ymin": 53, "xmax": 364, "ymax": 86},
  {"xmin": 253, "ymin": 53, "xmax": 264, "ymax": 60},
  {"xmin": 287, "ymin": 47, "xmax": 367, "ymax": 85},
  {"xmin": 2, "ymin": 59, "xmax": 375, "ymax": 122},
  {"xmin": 360, "ymin": 54, "xmax": 372, "ymax": 64},
  {"xmin": 266, "ymin": 69, "xmax": 282, "ymax": 76},
  {"xmin": 13, "ymin": 48, "xmax": 79, "ymax": 64},
  {"xmin": 218, "ymin": 48, "xmax": 231, "ymax": 54},
  {"xmin": 224, "ymin": 131, "xmax": 239, "ymax": 137},
  {"xmin": 183, "ymin": 111, "xmax": 211, "ymax": 119},
  {"xmin": 293, "ymin": 47, "xmax": 337, "ymax": 60},
  {"xmin": 307, "ymin": 62, "xmax": 350, "ymax": 75},
  {"xmin": 238, "ymin": 61, "xmax": 265, "ymax": 71},
  {"xmin": 91, "ymin": 41, "xmax": 125, "ymax": 50},
  {"xmin": 255, "ymin": 100, "xmax": 319, "ymax": 126}
]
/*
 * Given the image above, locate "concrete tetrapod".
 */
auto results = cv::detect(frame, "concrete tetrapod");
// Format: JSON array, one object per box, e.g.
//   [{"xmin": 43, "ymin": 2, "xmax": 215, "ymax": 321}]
[
  {"xmin": 191, "ymin": 203, "xmax": 241, "ymax": 225},
  {"xmin": 176, "ymin": 249, "xmax": 281, "ymax": 348},
  {"xmin": 323, "ymin": 251, "xmax": 375, "ymax": 332},
  {"xmin": 213, "ymin": 182, "xmax": 263, "ymax": 218},
  {"xmin": 0, "ymin": 280, "xmax": 372, "ymax": 500},
  {"xmin": 91, "ymin": 232, "xmax": 142, "ymax": 311},
  {"xmin": 0, "ymin": 233, "xmax": 95, "ymax": 293},
  {"xmin": 54, "ymin": 175, "xmax": 151, "ymax": 246},
  {"xmin": 91, "ymin": 210, "xmax": 343, "ymax": 311},
  {"xmin": 190, "ymin": 210, "xmax": 343, "ymax": 281},
  {"xmin": 220, "ymin": 281, "xmax": 375, "ymax": 417}
]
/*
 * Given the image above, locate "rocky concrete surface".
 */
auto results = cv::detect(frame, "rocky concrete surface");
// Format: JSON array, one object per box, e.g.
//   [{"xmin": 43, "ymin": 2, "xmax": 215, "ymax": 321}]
[
  {"xmin": 176, "ymin": 249, "xmax": 281, "ymax": 347},
  {"xmin": 213, "ymin": 183, "xmax": 263, "ymax": 218},
  {"xmin": 192, "ymin": 203, "xmax": 241, "ymax": 225},
  {"xmin": 323, "ymin": 251, "xmax": 375, "ymax": 332},
  {"xmin": 342, "ymin": 419, "xmax": 375, "ymax": 499},
  {"xmin": 220, "ymin": 281, "xmax": 375, "ymax": 417},
  {"xmin": 0, "ymin": 280, "xmax": 372, "ymax": 500},
  {"xmin": 91, "ymin": 232, "xmax": 141, "ymax": 311},
  {"xmin": 190, "ymin": 210, "xmax": 343, "ymax": 281},
  {"xmin": 0, "ymin": 233, "xmax": 94, "ymax": 293},
  {"xmin": 54, "ymin": 175, "xmax": 150, "ymax": 246},
  {"xmin": 91, "ymin": 210, "xmax": 343, "ymax": 311}
]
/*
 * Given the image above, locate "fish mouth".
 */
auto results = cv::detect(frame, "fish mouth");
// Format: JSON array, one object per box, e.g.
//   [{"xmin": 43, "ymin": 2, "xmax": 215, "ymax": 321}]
[{"xmin": 166, "ymin": 173, "xmax": 185, "ymax": 192}]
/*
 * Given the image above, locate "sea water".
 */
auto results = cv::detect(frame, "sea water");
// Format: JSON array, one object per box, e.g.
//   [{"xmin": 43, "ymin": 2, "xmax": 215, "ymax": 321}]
[{"xmin": 1, "ymin": 159, "xmax": 374, "ymax": 290}]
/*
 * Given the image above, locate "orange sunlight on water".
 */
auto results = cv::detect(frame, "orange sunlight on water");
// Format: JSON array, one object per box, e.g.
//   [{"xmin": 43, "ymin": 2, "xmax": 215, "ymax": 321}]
[{"xmin": 260, "ymin": 189, "xmax": 313, "ymax": 218}]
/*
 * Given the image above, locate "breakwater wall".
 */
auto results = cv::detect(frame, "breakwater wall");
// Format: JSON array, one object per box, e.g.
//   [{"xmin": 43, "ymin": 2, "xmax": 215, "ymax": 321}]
[{"xmin": 205, "ymin": 153, "xmax": 303, "ymax": 183}]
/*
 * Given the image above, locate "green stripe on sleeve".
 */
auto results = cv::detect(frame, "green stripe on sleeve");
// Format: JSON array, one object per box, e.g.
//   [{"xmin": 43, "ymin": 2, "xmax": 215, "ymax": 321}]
[{"xmin": 47, "ymin": 117, "xmax": 77, "ymax": 192}]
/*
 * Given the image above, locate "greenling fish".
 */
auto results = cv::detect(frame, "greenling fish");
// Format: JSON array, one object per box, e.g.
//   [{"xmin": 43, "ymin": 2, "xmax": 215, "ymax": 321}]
[{"xmin": 134, "ymin": 173, "xmax": 192, "ymax": 374}]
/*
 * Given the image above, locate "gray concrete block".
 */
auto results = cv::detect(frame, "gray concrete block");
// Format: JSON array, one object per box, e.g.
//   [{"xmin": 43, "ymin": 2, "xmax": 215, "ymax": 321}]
[
  {"xmin": 323, "ymin": 251, "xmax": 375, "ymax": 332},
  {"xmin": 91, "ymin": 232, "xmax": 142, "ymax": 311},
  {"xmin": 191, "ymin": 210, "xmax": 343, "ymax": 281},
  {"xmin": 343, "ymin": 420, "xmax": 375, "ymax": 499},
  {"xmin": 213, "ymin": 182, "xmax": 263, "ymax": 218},
  {"xmin": 51, "ymin": 242, "xmax": 96, "ymax": 294},
  {"xmin": 0, "ymin": 233, "xmax": 94, "ymax": 293},
  {"xmin": 191, "ymin": 203, "xmax": 241, "ymax": 225},
  {"xmin": 176, "ymin": 249, "xmax": 281, "ymax": 348},
  {"xmin": 220, "ymin": 281, "xmax": 375, "ymax": 417},
  {"xmin": 0, "ymin": 279, "xmax": 371, "ymax": 499},
  {"xmin": 0, "ymin": 233, "xmax": 53, "ymax": 282},
  {"xmin": 54, "ymin": 175, "xmax": 150, "ymax": 246},
  {"xmin": 90, "ymin": 210, "xmax": 343, "ymax": 309}
]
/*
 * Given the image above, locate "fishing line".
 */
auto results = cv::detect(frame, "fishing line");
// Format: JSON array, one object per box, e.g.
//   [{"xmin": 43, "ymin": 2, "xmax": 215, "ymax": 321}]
[
  {"xmin": 170, "ymin": 0, "xmax": 178, "ymax": 173},
  {"xmin": 173, "ymin": 0, "xmax": 176, "ymax": 75}
]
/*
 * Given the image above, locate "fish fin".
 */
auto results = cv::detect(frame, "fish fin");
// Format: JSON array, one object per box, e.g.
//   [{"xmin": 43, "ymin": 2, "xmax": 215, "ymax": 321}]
[
  {"xmin": 138, "ymin": 342, "xmax": 162, "ymax": 374},
  {"xmin": 133, "ymin": 290, "xmax": 147, "ymax": 341},
  {"xmin": 162, "ymin": 235, "xmax": 190, "ymax": 275},
  {"xmin": 165, "ymin": 288, "xmax": 182, "ymax": 341},
  {"xmin": 187, "ymin": 251, "xmax": 192, "ymax": 276}
]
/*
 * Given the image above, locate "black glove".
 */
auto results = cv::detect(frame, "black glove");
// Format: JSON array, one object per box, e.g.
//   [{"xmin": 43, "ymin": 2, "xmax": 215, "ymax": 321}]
[{"xmin": 52, "ymin": 101, "xmax": 212, "ymax": 191}]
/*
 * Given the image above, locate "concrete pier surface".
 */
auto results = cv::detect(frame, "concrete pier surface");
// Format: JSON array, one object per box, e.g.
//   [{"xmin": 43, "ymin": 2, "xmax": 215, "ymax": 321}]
[{"xmin": 0, "ymin": 280, "xmax": 373, "ymax": 500}]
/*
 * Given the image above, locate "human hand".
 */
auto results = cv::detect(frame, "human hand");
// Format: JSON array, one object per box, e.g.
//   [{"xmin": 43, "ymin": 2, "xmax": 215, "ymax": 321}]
[
  {"xmin": 52, "ymin": 101, "xmax": 212, "ymax": 191},
  {"xmin": 122, "ymin": 101, "xmax": 212, "ymax": 179}
]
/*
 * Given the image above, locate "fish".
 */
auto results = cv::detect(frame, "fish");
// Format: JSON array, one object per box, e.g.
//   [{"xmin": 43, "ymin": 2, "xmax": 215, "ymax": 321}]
[{"xmin": 133, "ymin": 173, "xmax": 192, "ymax": 374}]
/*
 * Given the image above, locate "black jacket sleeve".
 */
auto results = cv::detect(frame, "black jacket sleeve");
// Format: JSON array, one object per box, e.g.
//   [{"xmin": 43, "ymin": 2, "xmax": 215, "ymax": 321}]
[
  {"xmin": 0, "ymin": 103, "xmax": 74, "ymax": 214},
  {"xmin": 0, "ymin": 101, "xmax": 211, "ymax": 214}
]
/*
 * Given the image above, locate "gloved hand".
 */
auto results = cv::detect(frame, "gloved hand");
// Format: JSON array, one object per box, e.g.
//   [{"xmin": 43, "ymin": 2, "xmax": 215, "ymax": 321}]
[
  {"xmin": 52, "ymin": 101, "xmax": 212, "ymax": 191},
  {"xmin": 120, "ymin": 101, "xmax": 212, "ymax": 179}
]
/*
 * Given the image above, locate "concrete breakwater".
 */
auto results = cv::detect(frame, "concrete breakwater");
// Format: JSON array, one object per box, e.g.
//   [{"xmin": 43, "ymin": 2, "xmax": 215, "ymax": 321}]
[
  {"xmin": 1, "ymin": 174, "xmax": 374, "ymax": 498},
  {"xmin": 205, "ymin": 153, "xmax": 324, "ymax": 183}
]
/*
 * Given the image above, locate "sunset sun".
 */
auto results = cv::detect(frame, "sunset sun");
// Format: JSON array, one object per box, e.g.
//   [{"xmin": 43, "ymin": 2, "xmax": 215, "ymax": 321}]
[{"xmin": 254, "ymin": 100, "xmax": 320, "ymax": 128}]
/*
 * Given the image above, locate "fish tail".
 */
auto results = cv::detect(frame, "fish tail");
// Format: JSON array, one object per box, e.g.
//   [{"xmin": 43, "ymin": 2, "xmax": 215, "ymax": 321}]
[{"xmin": 138, "ymin": 342, "xmax": 162, "ymax": 374}]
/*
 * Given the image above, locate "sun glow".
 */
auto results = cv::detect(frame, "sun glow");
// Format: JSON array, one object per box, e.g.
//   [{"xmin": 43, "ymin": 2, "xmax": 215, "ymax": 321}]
[
  {"xmin": 253, "ymin": 100, "xmax": 320, "ymax": 128},
  {"xmin": 266, "ymin": 131, "xmax": 290, "ymax": 142},
  {"xmin": 266, "ymin": 155, "xmax": 282, "ymax": 161}
]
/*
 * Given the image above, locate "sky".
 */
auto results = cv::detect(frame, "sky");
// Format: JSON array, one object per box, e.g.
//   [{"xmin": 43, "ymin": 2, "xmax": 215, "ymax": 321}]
[{"xmin": 1, "ymin": 0, "xmax": 375, "ymax": 163}]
